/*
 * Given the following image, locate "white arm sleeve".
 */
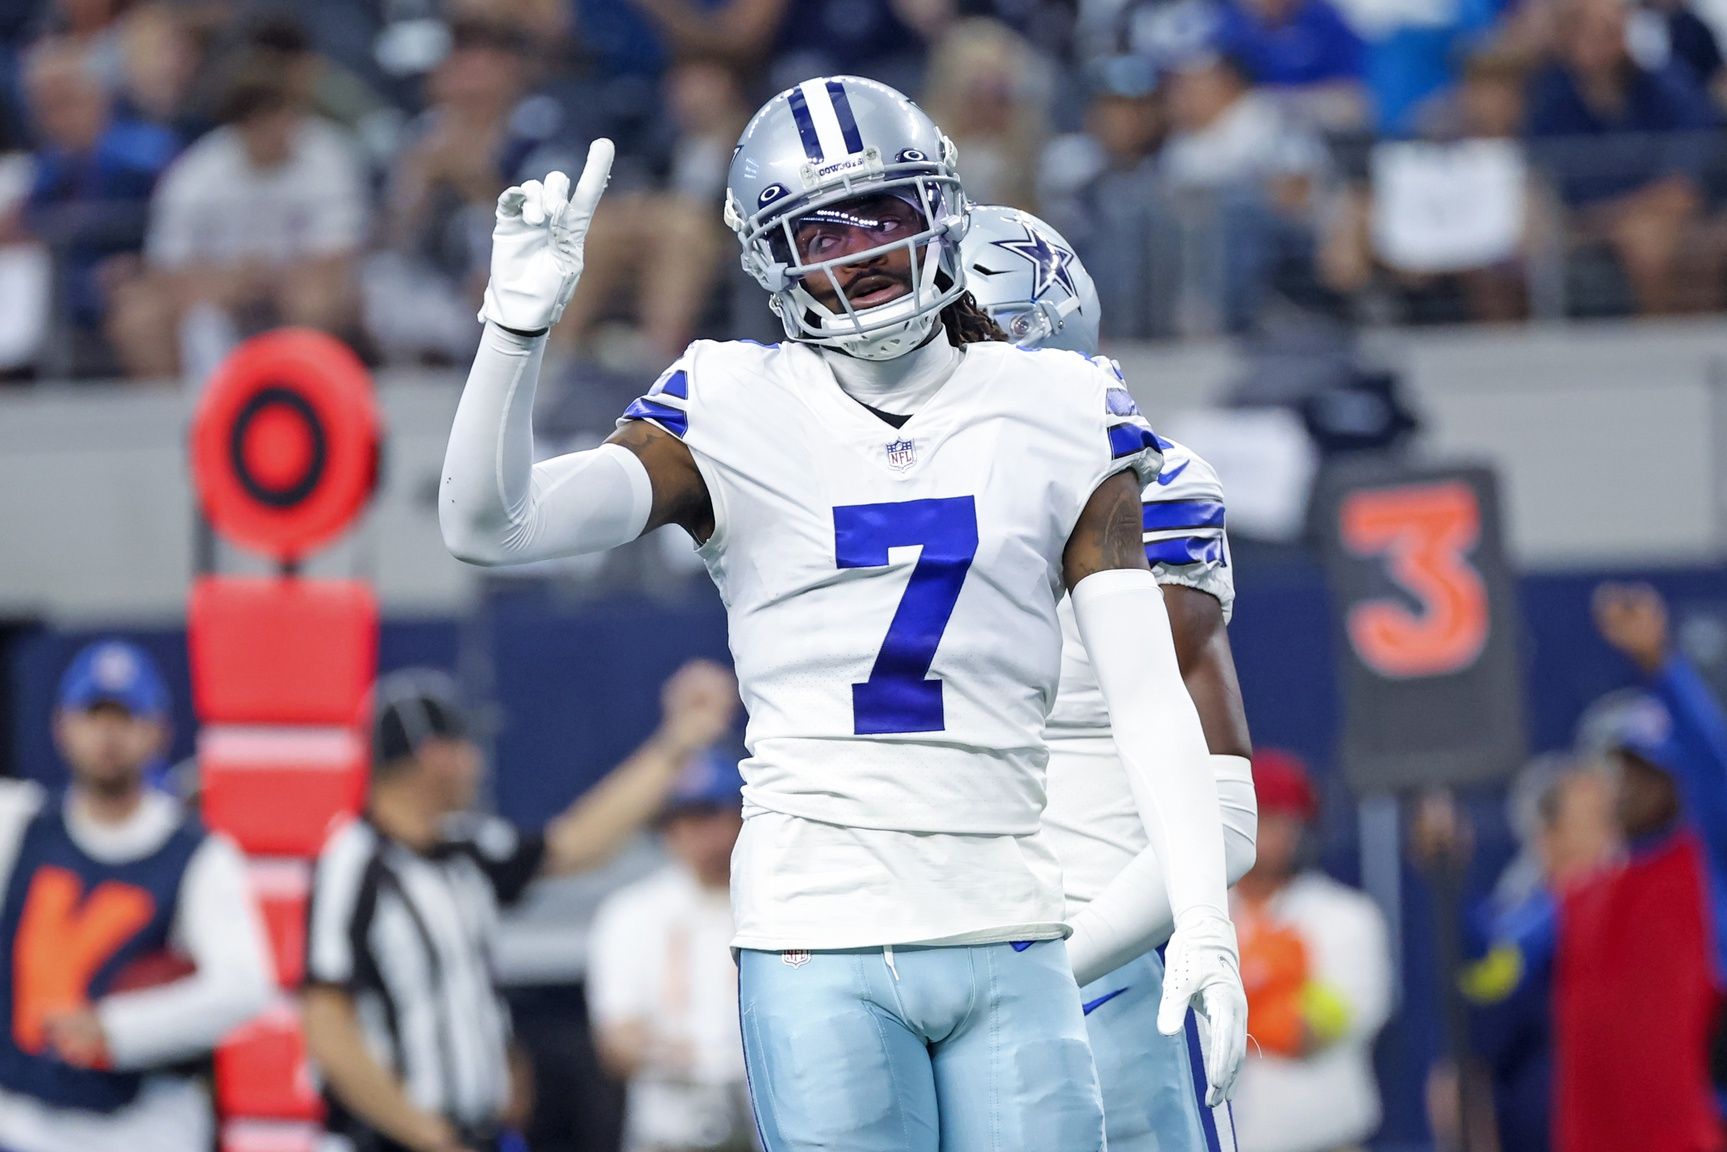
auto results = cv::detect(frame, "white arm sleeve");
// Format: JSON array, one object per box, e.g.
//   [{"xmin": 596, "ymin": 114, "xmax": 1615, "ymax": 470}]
[
  {"xmin": 98, "ymin": 836, "xmax": 275, "ymax": 1069},
  {"xmin": 1071, "ymin": 569, "xmax": 1230, "ymax": 930},
  {"xmin": 440, "ymin": 322, "xmax": 654, "ymax": 565},
  {"xmin": 1066, "ymin": 755, "xmax": 1258, "ymax": 986}
]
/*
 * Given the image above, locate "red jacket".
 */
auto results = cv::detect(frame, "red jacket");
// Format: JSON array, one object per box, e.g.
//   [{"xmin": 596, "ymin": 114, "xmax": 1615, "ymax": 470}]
[{"xmin": 1555, "ymin": 831, "xmax": 1724, "ymax": 1152}]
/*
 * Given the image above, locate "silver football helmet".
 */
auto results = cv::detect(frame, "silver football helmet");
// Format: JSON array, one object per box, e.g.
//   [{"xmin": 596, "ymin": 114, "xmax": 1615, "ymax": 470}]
[
  {"xmin": 723, "ymin": 76, "xmax": 970, "ymax": 361},
  {"xmin": 959, "ymin": 205, "xmax": 1099, "ymax": 356}
]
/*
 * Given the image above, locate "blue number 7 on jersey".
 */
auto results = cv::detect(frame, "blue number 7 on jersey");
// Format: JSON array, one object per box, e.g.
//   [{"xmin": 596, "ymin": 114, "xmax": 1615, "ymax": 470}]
[{"xmin": 833, "ymin": 496, "xmax": 979, "ymax": 735}]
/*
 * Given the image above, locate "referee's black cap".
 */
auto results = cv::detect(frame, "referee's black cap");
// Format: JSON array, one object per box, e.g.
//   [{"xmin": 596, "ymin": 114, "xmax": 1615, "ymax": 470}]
[{"xmin": 371, "ymin": 669, "xmax": 470, "ymax": 768}]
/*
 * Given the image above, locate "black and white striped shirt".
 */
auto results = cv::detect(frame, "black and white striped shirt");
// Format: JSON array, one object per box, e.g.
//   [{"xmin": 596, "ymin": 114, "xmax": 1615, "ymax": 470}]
[{"xmin": 304, "ymin": 814, "xmax": 545, "ymax": 1144}]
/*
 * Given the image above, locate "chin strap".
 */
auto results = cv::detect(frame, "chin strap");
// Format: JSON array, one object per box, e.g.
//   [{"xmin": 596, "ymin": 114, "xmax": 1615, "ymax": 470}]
[{"xmin": 835, "ymin": 311, "xmax": 940, "ymax": 361}]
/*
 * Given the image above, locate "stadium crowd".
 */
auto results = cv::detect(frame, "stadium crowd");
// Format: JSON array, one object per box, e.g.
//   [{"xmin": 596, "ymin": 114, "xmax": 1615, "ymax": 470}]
[{"xmin": 3, "ymin": 0, "xmax": 1727, "ymax": 381}]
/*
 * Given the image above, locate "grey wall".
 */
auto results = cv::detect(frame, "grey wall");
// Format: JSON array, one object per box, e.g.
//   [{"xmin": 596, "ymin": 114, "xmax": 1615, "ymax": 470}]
[{"xmin": 2, "ymin": 318, "xmax": 1723, "ymax": 623}]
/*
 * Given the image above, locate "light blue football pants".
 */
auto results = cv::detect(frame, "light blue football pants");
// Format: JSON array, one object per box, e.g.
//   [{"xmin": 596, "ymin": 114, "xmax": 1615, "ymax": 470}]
[
  {"xmin": 1081, "ymin": 951, "xmax": 1237, "ymax": 1152},
  {"xmin": 737, "ymin": 940, "xmax": 1105, "ymax": 1152}
]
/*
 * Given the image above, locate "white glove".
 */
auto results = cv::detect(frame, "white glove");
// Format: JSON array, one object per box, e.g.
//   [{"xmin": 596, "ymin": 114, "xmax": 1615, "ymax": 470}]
[
  {"xmin": 479, "ymin": 138, "xmax": 615, "ymax": 333},
  {"xmin": 1157, "ymin": 910, "xmax": 1248, "ymax": 1107}
]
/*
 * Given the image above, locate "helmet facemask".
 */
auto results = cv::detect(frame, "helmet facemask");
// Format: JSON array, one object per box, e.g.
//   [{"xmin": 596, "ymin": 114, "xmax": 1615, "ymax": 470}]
[
  {"xmin": 729, "ymin": 158, "xmax": 970, "ymax": 361},
  {"xmin": 983, "ymin": 295, "xmax": 1084, "ymax": 350}
]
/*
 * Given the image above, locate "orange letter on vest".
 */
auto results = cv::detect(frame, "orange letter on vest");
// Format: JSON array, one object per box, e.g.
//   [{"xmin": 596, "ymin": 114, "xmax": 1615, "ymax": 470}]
[{"xmin": 12, "ymin": 866, "xmax": 154, "ymax": 1053}]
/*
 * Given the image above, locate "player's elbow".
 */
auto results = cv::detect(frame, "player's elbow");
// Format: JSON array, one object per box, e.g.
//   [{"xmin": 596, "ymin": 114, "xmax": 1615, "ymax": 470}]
[
  {"xmin": 1216, "ymin": 756, "xmax": 1258, "ymax": 885},
  {"xmin": 439, "ymin": 504, "xmax": 511, "ymax": 567},
  {"xmin": 1224, "ymin": 822, "xmax": 1257, "ymax": 885}
]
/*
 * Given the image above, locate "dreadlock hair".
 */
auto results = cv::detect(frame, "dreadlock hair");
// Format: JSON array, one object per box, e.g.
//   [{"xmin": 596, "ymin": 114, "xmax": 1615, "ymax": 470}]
[{"xmin": 940, "ymin": 292, "xmax": 1009, "ymax": 346}]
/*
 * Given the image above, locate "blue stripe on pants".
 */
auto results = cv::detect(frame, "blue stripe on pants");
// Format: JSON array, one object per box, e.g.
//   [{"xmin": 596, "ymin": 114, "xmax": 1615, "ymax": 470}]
[{"xmin": 1184, "ymin": 1011, "xmax": 1238, "ymax": 1152}]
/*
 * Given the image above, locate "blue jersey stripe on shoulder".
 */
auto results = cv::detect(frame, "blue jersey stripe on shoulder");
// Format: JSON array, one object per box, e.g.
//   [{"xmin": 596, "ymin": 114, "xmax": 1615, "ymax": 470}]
[
  {"xmin": 1108, "ymin": 422, "xmax": 1158, "ymax": 460},
  {"xmin": 657, "ymin": 369, "xmax": 689, "ymax": 399},
  {"xmin": 622, "ymin": 397, "xmax": 688, "ymax": 439},
  {"xmin": 1142, "ymin": 500, "xmax": 1225, "ymax": 532},
  {"xmin": 1145, "ymin": 535, "xmax": 1223, "ymax": 567}
]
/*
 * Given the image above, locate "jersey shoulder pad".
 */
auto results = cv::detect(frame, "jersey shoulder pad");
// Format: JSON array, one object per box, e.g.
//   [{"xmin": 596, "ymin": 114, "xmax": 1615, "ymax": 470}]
[
  {"xmin": 615, "ymin": 339, "xmax": 782, "ymax": 442},
  {"xmin": 1139, "ymin": 438, "xmax": 1233, "ymax": 619},
  {"xmin": 1089, "ymin": 357, "xmax": 1162, "ymax": 487},
  {"xmin": 1143, "ymin": 438, "xmax": 1224, "ymax": 505}
]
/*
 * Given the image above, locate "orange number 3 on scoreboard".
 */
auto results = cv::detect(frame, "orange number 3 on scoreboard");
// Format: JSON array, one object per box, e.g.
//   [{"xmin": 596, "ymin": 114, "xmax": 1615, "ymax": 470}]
[{"xmin": 1341, "ymin": 480, "xmax": 1491, "ymax": 679}]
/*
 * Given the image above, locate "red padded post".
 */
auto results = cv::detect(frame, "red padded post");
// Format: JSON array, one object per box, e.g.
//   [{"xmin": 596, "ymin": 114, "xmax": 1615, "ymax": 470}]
[
  {"xmin": 189, "ymin": 577, "xmax": 378, "ymax": 726},
  {"xmin": 199, "ymin": 727, "xmax": 366, "ymax": 857},
  {"xmin": 220, "ymin": 1120, "xmax": 322, "ymax": 1152},
  {"xmin": 249, "ymin": 859, "xmax": 311, "ymax": 989},
  {"xmin": 215, "ymin": 1002, "xmax": 323, "ymax": 1121}
]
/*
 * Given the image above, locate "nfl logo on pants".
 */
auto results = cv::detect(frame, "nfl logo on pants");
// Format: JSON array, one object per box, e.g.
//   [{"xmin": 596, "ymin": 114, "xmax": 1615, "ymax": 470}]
[{"xmin": 885, "ymin": 438, "xmax": 917, "ymax": 472}]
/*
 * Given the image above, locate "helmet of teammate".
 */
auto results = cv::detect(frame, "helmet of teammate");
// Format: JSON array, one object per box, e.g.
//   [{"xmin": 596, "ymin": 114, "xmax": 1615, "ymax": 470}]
[
  {"xmin": 723, "ymin": 76, "xmax": 970, "ymax": 361},
  {"xmin": 958, "ymin": 205, "xmax": 1099, "ymax": 356}
]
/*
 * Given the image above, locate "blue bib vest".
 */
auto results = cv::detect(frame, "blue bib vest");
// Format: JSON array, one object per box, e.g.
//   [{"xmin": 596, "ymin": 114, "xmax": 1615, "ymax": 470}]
[{"xmin": 0, "ymin": 796, "xmax": 205, "ymax": 1112}]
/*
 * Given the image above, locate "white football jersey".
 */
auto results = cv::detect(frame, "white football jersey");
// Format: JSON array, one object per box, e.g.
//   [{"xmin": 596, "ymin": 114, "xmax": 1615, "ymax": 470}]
[
  {"xmin": 1042, "ymin": 439, "xmax": 1235, "ymax": 910},
  {"xmin": 619, "ymin": 338, "xmax": 1161, "ymax": 948}
]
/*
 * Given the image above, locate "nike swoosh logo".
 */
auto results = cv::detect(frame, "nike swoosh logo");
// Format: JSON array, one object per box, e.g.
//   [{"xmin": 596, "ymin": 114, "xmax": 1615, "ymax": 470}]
[
  {"xmin": 1082, "ymin": 987, "xmax": 1130, "ymax": 1015},
  {"xmin": 1154, "ymin": 460, "xmax": 1190, "ymax": 487}
]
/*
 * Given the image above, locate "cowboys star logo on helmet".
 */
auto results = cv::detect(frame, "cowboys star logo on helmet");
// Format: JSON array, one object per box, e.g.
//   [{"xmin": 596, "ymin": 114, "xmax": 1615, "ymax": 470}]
[
  {"xmin": 991, "ymin": 226, "xmax": 1079, "ymax": 303},
  {"xmin": 960, "ymin": 205, "xmax": 1097, "ymax": 354}
]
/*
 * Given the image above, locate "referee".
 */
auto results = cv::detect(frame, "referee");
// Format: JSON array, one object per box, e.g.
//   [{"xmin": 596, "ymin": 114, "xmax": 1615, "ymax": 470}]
[{"xmin": 302, "ymin": 661, "xmax": 737, "ymax": 1152}]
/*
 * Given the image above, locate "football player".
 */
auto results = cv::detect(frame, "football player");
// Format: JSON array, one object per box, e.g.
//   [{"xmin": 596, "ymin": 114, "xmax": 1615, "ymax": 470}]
[
  {"xmin": 963, "ymin": 203, "xmax": 1259, "ymax": 1152},
  {"xmin": 440, "ymin": 77, "xmax": 1246, "ymax": 1152}
]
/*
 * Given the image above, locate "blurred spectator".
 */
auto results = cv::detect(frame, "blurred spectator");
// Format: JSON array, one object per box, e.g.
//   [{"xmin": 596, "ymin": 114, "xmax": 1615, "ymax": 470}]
[
  {"xmin": 559, "ymin": 58, "xmax": 749, "ymax": 367},
  {"xmin": 1547, "ymin": 583, "xmax": 1727, "ymax": 1152},
  {"xmin": 240, "ymin": 12, "xmax": 397, "ymax": 146},
  {"xmin": 1632, "ymin": 0, "xmax": 1727, "ymax": 105},
  {"xmin": 38, "ymin": 0, "xmax": 126, "ymax": 85},
  {"xmin": 11, "ymin": 37, "xmax": 177, "ymax": 375},
  {"xmin": 114, "ymin": 3, "xmax": 203, "ymax": 139},
  {"xmin": 1322, "ymin": 0, "xmax": 1505, "ymax": 134},
  {"xmin": 1213, "ymin": 0, "xmax": 1372, "ymax": 128},
  {"xmin": 1415, "ymin": 43, "xmax": 1532, "ymax": 136},
  {"xmin": 118, "ymin": 59, "xmax": 367, "ymax": 379},
  {"xmin": 1329, "ymin": 48, "xmax": 1539, "ymax": 323},
  {"xmin": 631, "ymin": 0, "xmax": 788, "ymax": 69},
  {"xmin": 588, "ymin": 752, "xmax": 754, "ymax": 1152},
  {"xmin": 0, "ymin": 639, "xmax": 273, "ymax": 1152},
  {"xmin": 1040, "ymin": 53, "xmax": 1174, "ymax": 337},
  {"xmin": 766, "ymin": 0, "xmax": 934, "ymax": 96},
  {"xmin": 367, "ymin": 15, "xmax": 565, "ymax": 365},
  {"xmin": 1416, "ymin": 758, "xmax": 1619, "ymax": 1152},
  {"xmin": 1526, "ymin": 0, "xmax": 1718, "ymax": 314},
  {"xmin": 923, "ymin": 18, "xmax": 1053, "ymax": 210},
  {"xmin": 1159, "ymin": 47, "xmax": 1332, "ymax": 330},
  {"xmin": 564, "ymin": 0, "xmax": 769, "ymax": 187},
  {"xmin": 1231, "ymin": 749, "xmax": 1393, "ymax": 1152},
  {"xmin": 303, "ymin": 662, "xmax": 740, "ymax": 1152}
]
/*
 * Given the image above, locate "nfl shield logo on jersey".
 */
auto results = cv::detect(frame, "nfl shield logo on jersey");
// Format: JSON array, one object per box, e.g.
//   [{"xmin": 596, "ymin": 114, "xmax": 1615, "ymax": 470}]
[
  {"xmin": 781, "ymin": 949, "xmax": 812, "ymax": 969},
  {"xmin": 885, "ymin": 438, "xmax": 917, "ymax": 472}
]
